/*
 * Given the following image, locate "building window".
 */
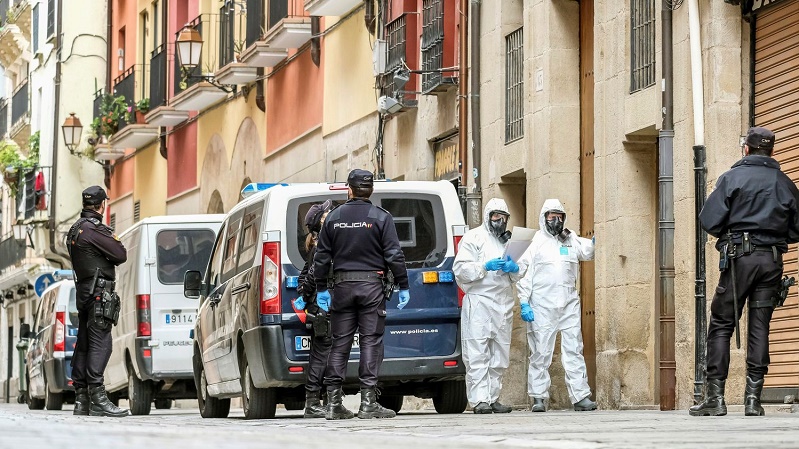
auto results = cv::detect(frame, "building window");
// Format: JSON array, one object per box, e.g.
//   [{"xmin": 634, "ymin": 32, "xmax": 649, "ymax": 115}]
[
  {"xmin": 505, "ymin": 27, "xmax": 524, "ymax": 144},
  {"xmin": 32, "ymin": 3, "xmax": 39, "ymax": 53},
  {"xmin": 383, "ymin": 15, "xmax": 407, "ymax": 99},
  {"xmin": 630, "ymin": 0, "xmax": 655, "ymax": 93},
  {"xmin": 421, "ymin": 0, "xmax": 443, "ymax": 93},
  {"xmin": 46, "ymin": 0, "xmax": 55, "ymax": 39},
  {"xmin": 133, "ymin": 200, "xmax": 141, "ymax": 222}
]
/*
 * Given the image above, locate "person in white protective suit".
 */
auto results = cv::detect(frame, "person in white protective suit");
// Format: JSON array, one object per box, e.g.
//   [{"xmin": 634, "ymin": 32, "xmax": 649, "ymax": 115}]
[
  {"xmin": 453, "ymin": 198, "xmax": 528, "ymax": 414},
  {"xmin": 516, "ymin": 198, "xmax": 597, "ymax": 412}
]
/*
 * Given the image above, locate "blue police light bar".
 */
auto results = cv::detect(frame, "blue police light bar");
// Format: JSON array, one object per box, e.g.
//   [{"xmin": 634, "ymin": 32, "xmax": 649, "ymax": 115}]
[
  {"xmin": 285, "ymin": 276, "xmax": 299, "ymax": 289},
  {"xmin": 240, "ymin": 183, "xmax": 289, "ymax": 198},
  {"xmin": 53, "ymin": 270, "xmax": 74, "ymax": 280}
]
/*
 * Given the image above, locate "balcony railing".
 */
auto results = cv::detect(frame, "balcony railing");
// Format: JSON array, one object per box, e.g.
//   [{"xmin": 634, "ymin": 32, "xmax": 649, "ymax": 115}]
[
  {"xmin": 246, "ymin": 0, "xmax": 263, "ymax": 47},
  {"xmin": 14, "ymin": 166, "xmax": 50, "ymax": 221},
  {"xmin": 11, "ymin": 81, "xmax": 28, "ymax": 128},
  {"xmin": 0, "ymin": 235, "xmax": 25, "ymax": 272},
  {"xmin": 93, "ymin": 88, "xmax": 104, "ymax": 120},
  {"xmin": 268, "ymin": 0, "xmax": 289, "ymax": 30},
  {"xmin": 0, "ymin": 100, "xmax": 7, "ymax": 138},
  {"xmin": 219, "ymin": 1, "xmax": 236, "ymax": 67},
  {"xmin": 150, "ymin": 44, "xmax": 167, "ymax": 109},
  {"xmin": 113, "ymin": 66, "xmax": 136, "ymax": 129}
]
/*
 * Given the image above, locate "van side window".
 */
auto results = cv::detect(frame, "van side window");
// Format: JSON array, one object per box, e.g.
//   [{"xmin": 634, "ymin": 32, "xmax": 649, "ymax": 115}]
[
  {"xmin": 289, "ymin": 196, "xmax": 347, "ymax": 266},
  {"xmin": 380, "ymin": 197, "xmax": 446, "ymax": 268},
  {"xmin": 237, "ymin": 203, "xmax": 264, "ymax": 272},
  {"xmin": 207, "ymin": 223, "xmax": 227, "ymax": 288},
  {"xmin": 221, "ymin": 210, "xmax": 244, "ymax": 283},
  {"xmin": 156, "ymin": 229, "xmax": 217, "ymax": 284}
]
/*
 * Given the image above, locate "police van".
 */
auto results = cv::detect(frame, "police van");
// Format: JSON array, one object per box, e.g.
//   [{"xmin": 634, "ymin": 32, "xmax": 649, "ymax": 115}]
[
  {"xmin": 104, "ymin": 215, "xmax": 223, "ymax": 415},
  {"xmin": 184, "ymin": 181, "xmax": 468, "ymax": 419}
]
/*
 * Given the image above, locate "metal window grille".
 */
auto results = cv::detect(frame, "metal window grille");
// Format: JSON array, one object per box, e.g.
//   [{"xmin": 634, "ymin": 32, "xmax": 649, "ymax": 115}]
[
  {"xmin": 505, "ymin": 28, "xmax": 524, "ymax": 144},
  {"xmin": 383, "ymin": 15, "xmax": 407, "ymax": 98},
  {"xmin": 133, "ymin": 200, "xmax": 141, "ymax": 223},
  {"xmin": 109, "ymin": 213, "xmax": 116, "ymax": 231},
  {"xmin": 46, "ymin": 0, "xmax": 55, "ymax": 38},
  {"xmin": 421, "ymin": 0, "xmax": 444, "ymax": 93},
  {"xmin": 32, "ymin": 4, "xmax": 39, "ymax": 52},
  {"xmin": 630, "ymin": 0, "xmax": 655, "ymax": 93}
]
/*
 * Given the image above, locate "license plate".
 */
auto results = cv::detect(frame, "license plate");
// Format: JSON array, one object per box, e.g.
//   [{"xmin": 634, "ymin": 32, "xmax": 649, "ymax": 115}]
[
  {"xmin": 164, "ymin": 313, "xmax": 196, "ymax": 324},
  {"xmin": 295, "ymin": 334, "xmax": 359, "ymax": 351}
]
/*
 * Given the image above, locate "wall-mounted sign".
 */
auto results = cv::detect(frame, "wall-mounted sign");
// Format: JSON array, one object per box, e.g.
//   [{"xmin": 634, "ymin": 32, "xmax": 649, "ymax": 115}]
[{"xmin": 434, "ymin": 136, "xmax": 460, "ymax": 181}]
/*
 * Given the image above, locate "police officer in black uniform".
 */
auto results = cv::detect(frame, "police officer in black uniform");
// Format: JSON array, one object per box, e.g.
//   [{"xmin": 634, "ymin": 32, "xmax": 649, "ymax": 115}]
[
  {"xmin": 314, "ymin": 169, "xmax": 410, "ymax": 420},
  {"xmin": 68, "ymin": 186, "xmax": 128, "ymax": 417},
  {"xmin": 691, "ymin": 127, "xmax": 799, "ymax": 417}
]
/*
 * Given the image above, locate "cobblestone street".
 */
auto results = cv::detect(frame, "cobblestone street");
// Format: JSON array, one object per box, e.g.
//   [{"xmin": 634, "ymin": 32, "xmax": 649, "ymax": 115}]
[{"xmin": 2, "ymin": 402, "xmax": 799, "ymax": 448}]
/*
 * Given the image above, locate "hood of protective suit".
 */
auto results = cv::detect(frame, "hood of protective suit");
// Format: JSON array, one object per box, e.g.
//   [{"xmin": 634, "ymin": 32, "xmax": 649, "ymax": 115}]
[
  {"xmin": 539, "ymin": 199, "xmax": 567, "ymax": 237},
  {"xmin": 483, "ymin": 198, "xmax": 510, "ymax": 232}
]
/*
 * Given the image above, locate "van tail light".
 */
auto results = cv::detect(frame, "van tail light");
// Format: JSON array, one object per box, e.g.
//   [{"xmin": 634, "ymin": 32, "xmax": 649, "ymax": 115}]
[
  {"xmin": 453, "ymin": 230, "xmax": 466, "ymax": 307},
  {"xmin": 137, "ymin": 294, "xmax": 151, "ymax": 337},
  {"xmin": 260, "ymin": 241, "xmax": 281, "ymax": 315},
  {"xmin": 53, "ymin": 311, "xmax": 65, "ymax": 352}
]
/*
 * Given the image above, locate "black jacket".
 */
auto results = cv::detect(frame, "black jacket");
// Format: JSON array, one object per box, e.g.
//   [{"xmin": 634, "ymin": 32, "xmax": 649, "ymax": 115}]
[
  {"xmin": 699, "ymin": 155, "xmax": 799, "ymax": 252},
  {"xmin": 314, "ymin": 199, "xmax": 409, "ymax": 291},
  {"xmin": 68, "ymin": 209, "xmax": 127, "ymax": 298}
]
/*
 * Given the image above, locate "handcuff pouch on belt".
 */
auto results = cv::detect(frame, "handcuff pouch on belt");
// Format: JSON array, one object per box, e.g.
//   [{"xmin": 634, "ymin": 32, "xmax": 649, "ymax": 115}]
[
  {"xmin": 306, "ymin": 308, "xmax": 332, "ymax": 338},
  {"xmin": 90, "ymin": 269, "xmax": 121, "ymax": 330}
]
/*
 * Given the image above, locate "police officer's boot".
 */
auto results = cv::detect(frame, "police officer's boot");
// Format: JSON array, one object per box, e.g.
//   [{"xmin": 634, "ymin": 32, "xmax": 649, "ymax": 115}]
[
  {"xmin": 689, "ymin": 378, "xmax": 727, "ymax": 416},
  {"xmin": 357, "ymin": 388, "xmax": 396, "ymax": 419},
  {"xmin": 325, "ymin": 387, "xmax": 354, "ymax": 420},
  {"xmin": 73, "ymin": 387, "xmax": 90, "ymax": 416},
  {"xmin": 89, "ymin": 385, "xmax": 129, "ymax": 417},
  {"xmin": 744, "ymin": 376, "xmax": 765, "ymax": 417},
  {"xmin": 303, "ymin": 390, "xmax": 326, "ymax": 418}
]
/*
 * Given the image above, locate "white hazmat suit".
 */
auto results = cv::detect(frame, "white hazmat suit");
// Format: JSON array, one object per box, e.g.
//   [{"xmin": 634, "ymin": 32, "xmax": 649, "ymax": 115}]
[
  {"xmin": 454, "ymin": 198, "xmax": 527, "ymax": 407},
  {"xmin": 517, "ymin": 199, "xmax": 594, "ymax": 405}
]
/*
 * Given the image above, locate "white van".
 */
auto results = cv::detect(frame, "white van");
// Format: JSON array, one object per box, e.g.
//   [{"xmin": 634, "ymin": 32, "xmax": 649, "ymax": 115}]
[{"xmin": 104, "ymin": 214, "xmax": 224, "ymax": 415}]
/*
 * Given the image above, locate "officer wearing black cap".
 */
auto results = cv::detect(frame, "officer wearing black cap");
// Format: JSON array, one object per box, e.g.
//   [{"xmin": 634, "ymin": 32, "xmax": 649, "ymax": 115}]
[
  {"xmin": 314, "ymin": 169, "xmax": 410, "ymax": 420},
  {"xmin": 692, "ymin": 127, "xmax": 799, "ymax": 417},
  {"xmin": 67, "ymin": 185, "xmax": 128, "ymax": 417}
]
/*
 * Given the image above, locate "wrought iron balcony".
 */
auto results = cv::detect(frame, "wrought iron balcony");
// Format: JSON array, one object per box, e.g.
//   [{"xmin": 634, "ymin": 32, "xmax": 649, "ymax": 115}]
[{"xmin": 0, "ymin": 235, "xmax": 25, "ymax": 272}]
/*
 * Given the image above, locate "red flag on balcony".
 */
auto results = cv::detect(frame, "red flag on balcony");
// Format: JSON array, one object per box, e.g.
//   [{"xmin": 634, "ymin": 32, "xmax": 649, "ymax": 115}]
[{"xmin": 35, "ymin": 170, "xmax": 46, "ymax": 210}]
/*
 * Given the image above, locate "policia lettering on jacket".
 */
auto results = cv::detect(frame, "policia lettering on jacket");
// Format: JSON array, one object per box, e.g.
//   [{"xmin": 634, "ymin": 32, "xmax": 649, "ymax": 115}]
[
  {"xmin": 691, "ymin": 127, "xmax": 799, "ymax": 418},
  {"xmin": 66, "ymin": 185, "xmax": 129, "ymax": 418}
]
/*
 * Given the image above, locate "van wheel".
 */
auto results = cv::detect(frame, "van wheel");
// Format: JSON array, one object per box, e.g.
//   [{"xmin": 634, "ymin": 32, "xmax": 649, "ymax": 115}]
[
  {"xmin": 128, "ymin": 369, "xmax": 153, "ymax": 415},
  {"xmin": 240, "ymin": 352, "xmax": 276, "ymax": 419},
  {"xmin": 154, "ymin": 398, "xmax": 172, "ymax": 409},
  {"xmin": 196, "ymin": 362, "xmax": 230, "ymax": 418},
  {"xmin": 26, "ymin": 373, "xmax": 44, "ymax": 410},
  {"xmin": 108, "ymin": 391, "xmax": 120, "ymax": 407},
  {"xmin": 433, "ymin": 380, "xmax": 467, "ymax": 414},
  {"xmin": 44, "ymin": 378, "xmax": 63, "ymax": 410},
  {"xmin": 377, "ymin": 395, "xmax": 403, "ymax": 414}
]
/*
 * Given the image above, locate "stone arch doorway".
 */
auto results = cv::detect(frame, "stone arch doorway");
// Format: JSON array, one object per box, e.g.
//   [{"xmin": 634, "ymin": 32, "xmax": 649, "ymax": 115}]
[{"xmin": 207, "ymin": 190, "xmax": 224, "ymax": 214}]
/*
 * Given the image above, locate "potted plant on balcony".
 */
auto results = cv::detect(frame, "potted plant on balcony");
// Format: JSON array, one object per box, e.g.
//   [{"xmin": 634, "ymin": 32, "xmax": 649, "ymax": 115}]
[
  {"xmin": 132, "ymin": 98, "xmax": 150, "ymax": 124},
  {"xmin": 98, "ymin": 94, "xmax": 128, "ymax": 135}
]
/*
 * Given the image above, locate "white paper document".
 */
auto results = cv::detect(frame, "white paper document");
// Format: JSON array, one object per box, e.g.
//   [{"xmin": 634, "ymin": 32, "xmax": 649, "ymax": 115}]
[{"xmin": 503, "ymin": 226, "xmax": 536, "ymax": 261}]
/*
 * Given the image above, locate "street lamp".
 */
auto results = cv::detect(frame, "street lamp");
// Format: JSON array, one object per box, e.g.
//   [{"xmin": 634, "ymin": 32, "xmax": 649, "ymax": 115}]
[
  {"xmin": 12, "ymin": 223, "xmax": 33, "ymax": 249},
  {"xmin": 61, "ymin": 112, "xmax": 83, "ymax": 154},
  {"xmin": 176, "ymin": 25, "xmax": 203, "ymax": 70}
]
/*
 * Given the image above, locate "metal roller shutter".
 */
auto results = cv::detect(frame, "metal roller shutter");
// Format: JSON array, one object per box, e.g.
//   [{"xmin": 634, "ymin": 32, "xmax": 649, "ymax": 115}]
[{"xmin": 753, "ymin": 0, "xmax": 799, "ymax": 394}]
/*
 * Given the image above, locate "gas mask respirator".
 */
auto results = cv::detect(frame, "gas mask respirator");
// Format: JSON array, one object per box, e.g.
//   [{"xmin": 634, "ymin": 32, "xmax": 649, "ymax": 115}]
[
  {"xmin": 489, "ymin": 214, "xmax": 512, "ymax": 244},
  {"xmin": 546, "ymin": 216, "xmax": 564, "ymax": 236}
]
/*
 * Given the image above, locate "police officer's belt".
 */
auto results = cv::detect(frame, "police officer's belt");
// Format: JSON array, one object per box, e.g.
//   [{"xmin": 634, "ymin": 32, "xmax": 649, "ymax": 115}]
[
  {"xmin": 333, "ymin": 271, "xmax": 384, "ymax": 284},
  {"xmin": 729, "ymin": 244, "xmax": 780, "ymax": 261}
]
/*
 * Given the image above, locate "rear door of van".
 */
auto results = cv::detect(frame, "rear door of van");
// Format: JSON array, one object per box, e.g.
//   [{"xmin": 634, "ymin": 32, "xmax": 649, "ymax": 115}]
[
  {"xmin": 282, "ymin": 188, "xmax": 461, "ymax": 363},
  {"xmin": 149, "ymin": 222, "xmax": 220, "ymax": 374}
]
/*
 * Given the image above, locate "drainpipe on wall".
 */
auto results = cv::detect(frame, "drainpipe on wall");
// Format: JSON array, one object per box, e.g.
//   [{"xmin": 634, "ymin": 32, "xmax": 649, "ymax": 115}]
[
  {"xmin": 466, "ymin": 0, "xmax": 482, "ymax": 228},
  {"xmin": 688, "ymin": 0, "xmax": 708, "ymax": 406},
  {"xmin": 255, "ymin": 1, "xmax": 265, "ymax": 112},
  {"xmin": 364, "ymin": 0, "xmax": 375, "ymax": 34},
  {"xmin": 457, "ymin": 0, "xmax": 468, "ymax": 207},
  {"xmin": 658, "ymin": 0, "xmax": 676, "ymax": 411},
  {"xmin": 48, "ymin": 0, "xmax": 68, "ymax": 262}
]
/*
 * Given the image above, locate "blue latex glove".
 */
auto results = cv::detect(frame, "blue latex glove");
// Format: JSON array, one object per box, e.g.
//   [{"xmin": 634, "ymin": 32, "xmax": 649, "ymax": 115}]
[
  {"xmin": 397, "ymin": 290, "xmax": 410, "ymax": 309},
  {"xmin": 502, "ymin": 256, "xmax": 519, "ymax": 273},
  {"xmin": 520, "ymin": 303, "xmax": 535, "ymax": 322},
  {"xmin": 592, "ymin": 236, "xmax": 596, "ymax": 245},
  {"xmin": 484, "ymin": 257, "xmax": 506, "ymax": 271},
  {"xmin": 292, "ymin": 297, "xmax": 306, "ymax": 310},
  {"xmin": 316, "ymin": 290, "xmax": 331, "ymax": 312}
]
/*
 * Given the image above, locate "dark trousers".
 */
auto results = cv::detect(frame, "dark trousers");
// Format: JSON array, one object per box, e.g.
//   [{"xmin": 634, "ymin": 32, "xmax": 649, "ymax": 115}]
[
  {"xmin": 306, "ymin": 325, "xmax": 332, "ymax": 393},
  {"xmin": 324, "ymin": 280, "xmax": 386, "ymax": 389},
  {"xmin": 72, "ymin": 302, "xmax": 113, "ymax": 388},
  {"xmin": 706, "ymin": 251, "xmax": 781, "ymax": 382}
]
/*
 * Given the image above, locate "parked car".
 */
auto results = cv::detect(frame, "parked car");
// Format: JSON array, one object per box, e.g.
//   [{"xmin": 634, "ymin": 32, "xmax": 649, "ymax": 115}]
[
  {"xmin": 104, "ymin": 215, "xmax": 224, "ymax": 415},
  {"xmin": 25, "ymin": 273, "xmax": 79, "ymax": 410},
  {"xmin": 184, "ymin": 181, "xmax": 469, "ymax": 419}
]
